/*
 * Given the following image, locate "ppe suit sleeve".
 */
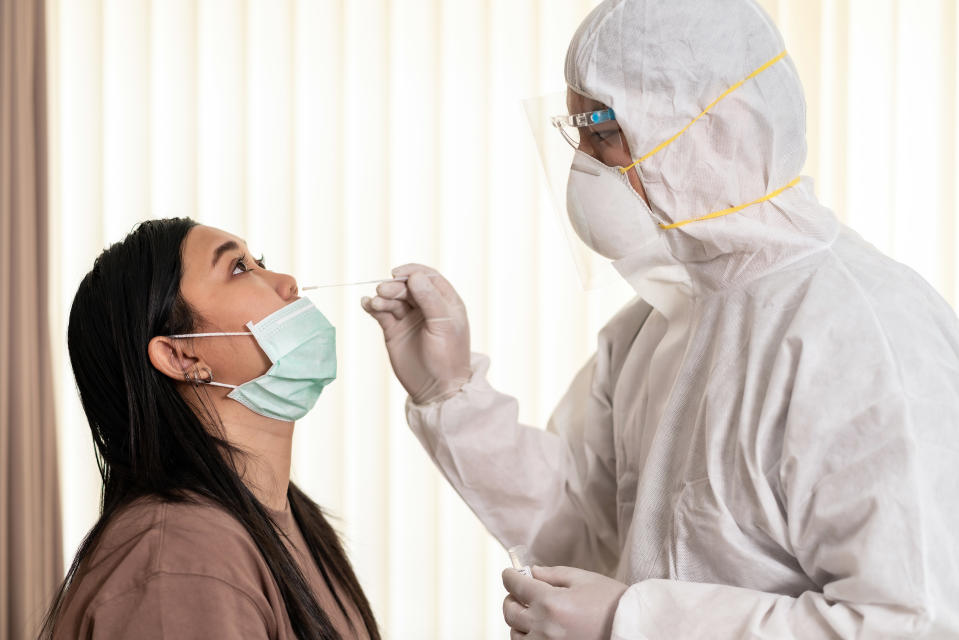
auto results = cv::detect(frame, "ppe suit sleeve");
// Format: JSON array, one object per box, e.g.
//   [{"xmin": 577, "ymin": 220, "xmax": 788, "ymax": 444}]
[{"xmin": 406, "ymin": 351, "xmax": 621, "ymax": 574}]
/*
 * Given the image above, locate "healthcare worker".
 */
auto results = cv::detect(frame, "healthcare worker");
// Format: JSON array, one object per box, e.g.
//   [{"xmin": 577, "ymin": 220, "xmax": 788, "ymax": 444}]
[{"xmin": 362, "ymin": 0, "xmax": 959, "ymax": 637}]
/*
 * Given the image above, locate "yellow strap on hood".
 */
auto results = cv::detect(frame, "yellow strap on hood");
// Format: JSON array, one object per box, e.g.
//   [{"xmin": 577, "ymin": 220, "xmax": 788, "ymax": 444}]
[
  {"xmin": 619, "ymin": 50, "xmax": 799, "ymax": 229},
  {"xmin": 658, "ymin": 176, "xmax": 801, "ymax": 230}
]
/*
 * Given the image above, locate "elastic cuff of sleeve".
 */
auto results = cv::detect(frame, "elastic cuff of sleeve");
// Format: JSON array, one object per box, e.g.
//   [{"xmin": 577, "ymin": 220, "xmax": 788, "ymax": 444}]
[{"xmin": 408, "ymin": 353, "xmax": 492, "ymax": 407}]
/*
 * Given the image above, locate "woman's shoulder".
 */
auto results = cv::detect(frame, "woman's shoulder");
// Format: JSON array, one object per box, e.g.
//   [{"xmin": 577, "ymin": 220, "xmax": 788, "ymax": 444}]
[
  {"xmin": 61, "ymin": 493, "xmax": 279, "ymax": 625},
  {"xmin": 92, "ymin": 493, "xmax": 259, "ymax": 562}
]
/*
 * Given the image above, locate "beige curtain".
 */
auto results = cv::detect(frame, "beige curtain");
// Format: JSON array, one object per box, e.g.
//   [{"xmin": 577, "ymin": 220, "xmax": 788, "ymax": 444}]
[{"xmin": 1, "ymin": 0, "xmax": 62, "ymax": 638}]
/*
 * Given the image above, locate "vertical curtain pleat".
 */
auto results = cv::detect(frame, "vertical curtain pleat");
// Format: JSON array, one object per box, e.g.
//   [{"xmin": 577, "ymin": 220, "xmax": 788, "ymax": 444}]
[
  {"xmin": 50, "ymin": 0, "xmax": 105, "ymax": 578},
  {"xmin": 1, "ymin": 0, "xmax": 61, "ymax": 637},
  {"xmin": 102, "ymin": 0, "xmax": 150, "ymax": 241},
  {"xmin": 339, "ymin": 0, "xmax": 392, "ymax": 623},
  {"xmin": 847, "ymin": 0, "xmax": 896, "ymax": 246},
  {"xmin": 385, "ymin": 1, "xmax": 438, "ymax": 635},
  {"xmin": 197, "ymin": 0, "xmax": 246, "ymax": 234},
  {"xmin": 247, "ymin": 0, "xmax": 293, "ymax": 268},
  {"xmin": 893, "ymin": 2, "xmax": 941, "ymax": 289},
  {"xmin": 817, "ymin": 0, "xmax": 850, "ymax": 230},
  {"xmin": 290, "ymin": 0, "xmax": 347, "ymax": 522},
  {"xmin": 151, "ymin": 0, "xmax": 198, "ymax": 221},
  {"xmin": 434, "ymin": 3, "xmax": 493, "ymax": 634},
  {"xmin": 940, "ymin": 1, "xmax": 957, "ymax": 302},
  {"xmin": 44, "ymin": 1, "xmax": 959, "ymax": 638}
]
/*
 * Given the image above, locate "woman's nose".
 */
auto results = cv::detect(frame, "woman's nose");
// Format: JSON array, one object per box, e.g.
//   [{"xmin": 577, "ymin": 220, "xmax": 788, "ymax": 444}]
[{"xmin": 271, "ymin": 271, "xmax": 299, "ymax": 300}]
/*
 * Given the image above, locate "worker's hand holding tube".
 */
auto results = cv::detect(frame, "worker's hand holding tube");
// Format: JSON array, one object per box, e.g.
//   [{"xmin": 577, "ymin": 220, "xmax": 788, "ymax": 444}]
[{"xmin": 361, "ymin": 264, "xmax": 471, "ymax": 405}]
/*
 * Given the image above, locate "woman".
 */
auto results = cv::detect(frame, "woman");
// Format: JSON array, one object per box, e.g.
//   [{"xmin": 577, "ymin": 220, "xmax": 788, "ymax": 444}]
[{"xmin": 42, "ymin": 218, "xmax": 378, "ymax": 639}]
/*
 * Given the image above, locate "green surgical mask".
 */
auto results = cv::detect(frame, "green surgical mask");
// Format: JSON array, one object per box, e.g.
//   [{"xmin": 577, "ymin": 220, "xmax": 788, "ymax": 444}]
[{"xmin": 169, "ymin": 297, "xmax": 336, "ymax": 421}]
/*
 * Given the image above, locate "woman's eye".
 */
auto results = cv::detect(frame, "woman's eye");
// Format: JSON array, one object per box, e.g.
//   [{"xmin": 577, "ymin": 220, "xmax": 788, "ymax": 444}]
[{"xmin": 232, "ymin": 254, "xmax": 265, "ymax": 276}]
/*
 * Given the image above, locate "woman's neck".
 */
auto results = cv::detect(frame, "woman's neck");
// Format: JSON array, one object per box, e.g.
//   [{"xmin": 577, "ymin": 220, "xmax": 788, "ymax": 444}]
[{"xmin": 217, "ymin": 402, "xmax": 294, "ymax": 511}]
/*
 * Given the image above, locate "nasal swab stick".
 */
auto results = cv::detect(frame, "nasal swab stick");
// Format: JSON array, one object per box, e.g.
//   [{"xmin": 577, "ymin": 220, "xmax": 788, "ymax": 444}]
[{"xmin": 301, "ymin": 276, "xmax": 409, "ymax": 291}]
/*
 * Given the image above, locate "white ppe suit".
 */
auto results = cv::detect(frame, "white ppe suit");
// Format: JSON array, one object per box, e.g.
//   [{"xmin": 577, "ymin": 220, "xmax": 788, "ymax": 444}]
[{"xmin": 408, "ymin": 0, "xmax": 959, "ymax": 637}]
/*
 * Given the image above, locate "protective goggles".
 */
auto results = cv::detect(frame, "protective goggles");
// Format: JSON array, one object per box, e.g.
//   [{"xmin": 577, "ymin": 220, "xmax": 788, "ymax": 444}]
[{"xmin": 550, "ymin": 108, "xmax": 617, "ymax": 148}]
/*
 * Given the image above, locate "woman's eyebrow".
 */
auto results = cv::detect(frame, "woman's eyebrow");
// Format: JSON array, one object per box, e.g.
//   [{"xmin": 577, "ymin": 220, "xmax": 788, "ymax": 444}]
[{"xmin": 211, "ymin": 240, "xmax": 240, "ymax": 268}]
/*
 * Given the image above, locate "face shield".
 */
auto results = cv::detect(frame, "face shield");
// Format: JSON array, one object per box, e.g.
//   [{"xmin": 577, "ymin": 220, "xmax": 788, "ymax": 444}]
[{"xmin": 523, "ymin": 91, "xmax": 634, "ymax": 290}]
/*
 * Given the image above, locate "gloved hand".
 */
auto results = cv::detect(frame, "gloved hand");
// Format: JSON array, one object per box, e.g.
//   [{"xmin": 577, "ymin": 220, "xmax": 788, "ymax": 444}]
[
  {"xmin": 502, "ymin": 565, "xmax": 628, "ymax": 640},
  {"xmin": 361, "ymin": 264, "xmax": 471, "ymax": 405}
]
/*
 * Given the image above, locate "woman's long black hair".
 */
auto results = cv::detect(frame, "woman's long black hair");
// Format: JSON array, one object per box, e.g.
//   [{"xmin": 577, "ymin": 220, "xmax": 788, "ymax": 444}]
[{"xmin": 41, "ymin": 218, "xmax": 379, "ymax": 639}]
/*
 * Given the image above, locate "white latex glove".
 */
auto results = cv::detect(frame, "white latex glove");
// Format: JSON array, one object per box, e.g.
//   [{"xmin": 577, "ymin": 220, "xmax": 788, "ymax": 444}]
[
  {"xmin": 361, "ymin": 263, "xmax": 471, "ymax": 405},
  {"xmin": 502, "ymin": 565, "xmax": 628, "ymax": 640}
]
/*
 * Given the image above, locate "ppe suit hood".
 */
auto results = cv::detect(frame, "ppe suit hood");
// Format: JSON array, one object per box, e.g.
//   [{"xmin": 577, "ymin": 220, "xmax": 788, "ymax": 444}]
[{"xmin": 565, "ymin": 0, "xmax": 839, "ymax": 294}]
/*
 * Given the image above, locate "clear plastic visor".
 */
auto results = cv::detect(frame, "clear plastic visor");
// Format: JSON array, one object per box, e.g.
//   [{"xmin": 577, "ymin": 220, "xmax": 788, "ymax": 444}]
[{"xmin": 523, "ymin": 91, "xmax": 627, "ymax": 290}]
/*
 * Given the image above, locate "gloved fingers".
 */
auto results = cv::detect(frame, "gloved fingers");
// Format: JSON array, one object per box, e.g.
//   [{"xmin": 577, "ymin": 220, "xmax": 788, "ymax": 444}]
[
  {"xmin": 388, "ymin": 300, "xmax": 413, "ymax": 320},
  {"xmin": 405, "ymin": 272, "xmax": 453, "ymax": 319},
  {"xmin": 360, "ymin": 296, "xmax": 399, "ymax": 331},
  {"xmin": 391, "ymin": 263, "xmax": 440, "ymax": 278},
  {"xmin": 365, "ymin": 295, "xmax": 412, "ymax": 320},
  {"xmin": 531, "ymin": 564, "xmax": 579, "ymax": 588},
  {"xmin": 390, "ymin": 264, "xmax": 464, "ymax": 307},
  {"xmin": 502, "ymin": 595, "xmax": 531, "ymax": 634},
  {"xmin": 376, "ymin": 280, "xmax": 408, "ymax": 300},
  {"xmin": 502, "ymin": 568, "xmax": 551, "ymax": 606},
  {"xmin": 429, "ymin": 272, "xmax": 466, "ymax": 306}
]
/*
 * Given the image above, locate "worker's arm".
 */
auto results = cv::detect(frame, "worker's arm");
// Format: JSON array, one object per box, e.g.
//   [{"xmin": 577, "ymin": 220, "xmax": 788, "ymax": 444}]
[
  {"xmin": 407, "ymin": 350, "xmax": 621, "ymax": 575},
  {"xmin": 363, "ymin": 264, "xmax": 626, "ymax": 574}
]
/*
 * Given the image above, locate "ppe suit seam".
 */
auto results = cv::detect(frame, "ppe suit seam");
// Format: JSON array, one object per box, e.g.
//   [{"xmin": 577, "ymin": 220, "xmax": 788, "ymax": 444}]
[
  {"xmin": 783, "ymin": 250, "xmax": 933, "ymax": 627},
  {"xmin": 694, "ymin": 241, "xmax": 836, "ymax": 301},
  {"xmin": 565, "ymin": 0, "xmax": 626, "ymax": 101},
  {"xmin": 783, "ymin": 257, "xmax": 911, "ymax": 499},
  {"xmin": 560, "ymin": 436, "xmax": 621, "ymax": 569}
]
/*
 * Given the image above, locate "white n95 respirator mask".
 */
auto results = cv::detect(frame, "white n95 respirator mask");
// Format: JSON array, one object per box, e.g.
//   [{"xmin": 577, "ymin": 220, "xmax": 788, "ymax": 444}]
[
  {"xmin": 169, "ymin": 297, "xmax": 336, "ymax": 422},
  {"xmin": 566, "ymin": 149, "xmax": 665, "ymax": 261}
]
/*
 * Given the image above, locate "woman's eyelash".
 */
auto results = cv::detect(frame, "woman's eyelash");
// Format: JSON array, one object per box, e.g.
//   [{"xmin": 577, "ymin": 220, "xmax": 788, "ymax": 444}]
[{"xmin": 232, "ymin": 255, "xmax": 266, "ymax": 275}]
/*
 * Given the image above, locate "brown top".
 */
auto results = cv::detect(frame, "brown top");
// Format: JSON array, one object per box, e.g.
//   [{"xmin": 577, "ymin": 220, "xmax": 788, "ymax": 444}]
[{"xmin": 54, "ymin": 494, "xmax": 371, "ymax": 639}]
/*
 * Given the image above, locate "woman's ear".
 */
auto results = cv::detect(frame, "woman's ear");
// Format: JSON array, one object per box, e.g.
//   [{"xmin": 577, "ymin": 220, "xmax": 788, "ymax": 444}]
[{"xmin": 148, "ymin": 336, "xmax": 200, "ymax": 382}]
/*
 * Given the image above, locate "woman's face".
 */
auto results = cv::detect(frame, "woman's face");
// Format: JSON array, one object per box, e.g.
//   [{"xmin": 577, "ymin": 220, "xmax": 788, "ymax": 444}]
[{"xmin": 176, "ymin": 224, "xmax": 299, "ymax": 386}]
